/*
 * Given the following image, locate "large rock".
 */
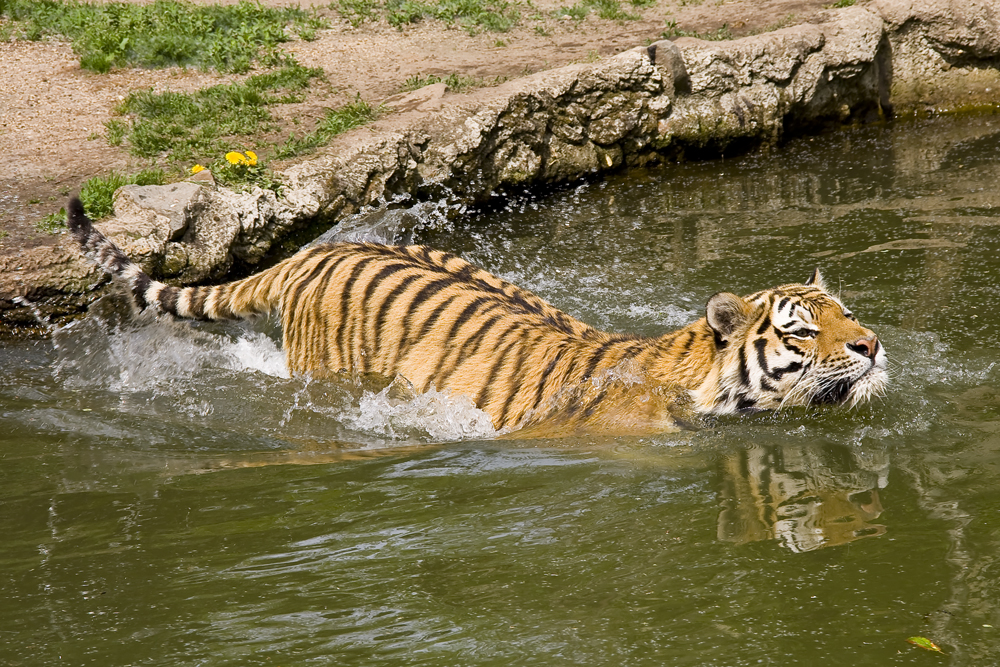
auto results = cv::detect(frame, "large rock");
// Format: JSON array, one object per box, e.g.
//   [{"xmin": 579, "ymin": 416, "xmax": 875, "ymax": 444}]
[{"xmin": 2, "ymin": 0, "xmax": 998, "ymax": 333}]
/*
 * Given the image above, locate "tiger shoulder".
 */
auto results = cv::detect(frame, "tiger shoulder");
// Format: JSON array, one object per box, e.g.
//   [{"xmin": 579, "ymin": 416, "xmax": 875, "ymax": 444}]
[{"xmin": 68, "ymin": 196, "xmax": 888, "ymax": 438}]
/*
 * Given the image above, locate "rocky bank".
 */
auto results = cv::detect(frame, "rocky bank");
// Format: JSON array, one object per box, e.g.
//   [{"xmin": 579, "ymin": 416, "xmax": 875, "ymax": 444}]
[{"xmin": 2, "ymin": 0, "xmax": 998, "ymax": 333}]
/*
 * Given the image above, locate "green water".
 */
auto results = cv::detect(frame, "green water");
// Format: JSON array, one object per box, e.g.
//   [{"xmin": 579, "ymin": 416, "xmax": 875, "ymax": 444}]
[{"xmin": 4, "ymin": 115, "xmax": 1000, "ymax": 665}]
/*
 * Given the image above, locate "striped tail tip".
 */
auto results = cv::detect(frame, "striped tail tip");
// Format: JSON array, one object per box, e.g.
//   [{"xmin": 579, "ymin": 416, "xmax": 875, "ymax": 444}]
[{"xmin": 67, "ymin": 196, "xmax": 92, "ymax": 242}]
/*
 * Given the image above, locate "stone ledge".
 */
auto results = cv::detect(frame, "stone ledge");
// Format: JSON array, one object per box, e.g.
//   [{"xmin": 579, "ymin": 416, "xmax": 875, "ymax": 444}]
[{"xmin": 2, "ymin": 0, "xmax": 998, "ymax": 332}]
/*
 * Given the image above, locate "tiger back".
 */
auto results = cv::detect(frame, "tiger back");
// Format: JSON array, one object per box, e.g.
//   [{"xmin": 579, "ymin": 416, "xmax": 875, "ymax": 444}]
[{"xmin": 68, "ymin": 197, "xmax": 888, "ymax": 437}]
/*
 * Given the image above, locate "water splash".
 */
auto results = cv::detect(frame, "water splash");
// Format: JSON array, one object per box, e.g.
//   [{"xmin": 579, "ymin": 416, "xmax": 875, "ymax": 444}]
[
  {"xmin": 50, "ymin": 294, "xmax": 497, "ymax": 444},
  {"xmin": 343, "ymin": 379, "xmax": 498, "ymax": 442}
]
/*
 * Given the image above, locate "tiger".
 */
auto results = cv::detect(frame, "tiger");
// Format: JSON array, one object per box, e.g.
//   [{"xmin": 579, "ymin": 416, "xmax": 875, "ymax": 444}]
[{"xmin": 67, "ymin": 196, "xmax": 888, "ymax": 438}]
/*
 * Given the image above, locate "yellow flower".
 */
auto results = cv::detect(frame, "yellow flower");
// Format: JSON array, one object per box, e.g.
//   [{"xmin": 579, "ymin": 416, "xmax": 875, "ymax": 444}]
[
  {"xmin": 245, "ymin": 150, "xmax": 258, "ymax": 166},
  {"xmin": 190, "ymin": 164, "xmax": 205, "ymax": 174},
  {"xmin": 225, "ymin": 151, "xmax": 249, "ymax": 166}
]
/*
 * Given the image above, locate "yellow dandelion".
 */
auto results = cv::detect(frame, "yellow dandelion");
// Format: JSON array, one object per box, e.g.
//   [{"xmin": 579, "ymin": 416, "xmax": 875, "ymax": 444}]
[
  {"xmin": 190, "ymin": 164, "xmax": 205, "ymax": 174},
  {"xmin": 225, "ymin": 151, "xmax": 249, "ymax": 166},
  {"xmin": 245, "ymin": 150, "xmax": 258, "ymax": 166}
]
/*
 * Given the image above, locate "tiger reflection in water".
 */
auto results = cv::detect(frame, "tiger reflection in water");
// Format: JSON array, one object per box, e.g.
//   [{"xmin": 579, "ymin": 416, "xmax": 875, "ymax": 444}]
[{"xmin": 717, "ymin": 441, "xmax": 888, "ymax": 552}]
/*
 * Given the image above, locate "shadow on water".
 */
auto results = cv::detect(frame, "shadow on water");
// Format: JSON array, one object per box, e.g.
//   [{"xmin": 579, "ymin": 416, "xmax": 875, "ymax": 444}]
[{"xmin": 3, "ymin": 115, "xmax": 1000, "ymax": 665}]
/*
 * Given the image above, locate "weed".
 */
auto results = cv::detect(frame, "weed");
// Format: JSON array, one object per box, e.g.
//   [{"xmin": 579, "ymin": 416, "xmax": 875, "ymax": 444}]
[
  {"xmin": 110, "ymin": 63, "xmax": 323, "ymax": 163},
  {"xmin": 555, "ymin": 0, "xmax": 638, "ymax": 22},
  {"xmin": 401, "ymin": 72, "xmax": 503, "ymax": 94},
  {"xmin": 36, "ymin": 209, "xmax": 67, "ymax": 234},
  {"xmin": 0, "ymin": 0, "xmax": 324, "ymax": 73},
  {"xmin": 335, "ymin": 0, "xmax": 378, "ymax": 25},
  {"xmin": 662, "ymin": 19, "xmax": 732, "ymax": 40},
  {"xmin": 825, "ymin": 0, "xmax": 854, "ymax": 6},
  {"xmin": 78, "ymin": 168, "xmax": 166, "ymax": 219},
  {"xmin": 0, "ymin": 230, "xmax": 9, "ymax": 240},
  {"xmin": 273, "ymin": 97, "xmax": 379, "ymax": 160},
  {"xmin": 204, "ymin": 150, "xmax": 282, "ymax": 192},
  {"xmin": 332, "ymin": 0, "xmax": 519, "ymax": 33}
]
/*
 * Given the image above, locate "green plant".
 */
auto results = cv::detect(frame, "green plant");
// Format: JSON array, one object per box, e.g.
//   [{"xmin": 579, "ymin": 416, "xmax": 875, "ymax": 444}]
[
  {"xmin": 273, "ymin": 97, "xmax": 379, "ymax": 159},
  {"xmin": 332, "ymin": 0, "xmax": 519, "ymax": 32},
  {"xmin": 825, "ymin": 0, "xmax": 854, "ymax": 7},
  {"xmin": 109, "ymin": 63, "xmax": 323, "ymax": 163},
  {"xmin": 35, "ymin": 208, "xmax": 67, "ymax": 234},
  {"xmin": 661, "ymin": 19, "xmax": 732, "ymax": 40},
  {"xmin": 401, "ymin": 72, "xmax": 503, "ymax": 94},
  {"xmin": 78, "ymin": 168, "xmax": 166, "ymax": 219},
  {"xmin": 0, "ymin": 0, "xmax": 322, "ymax": 73},
  {"xmin": 555, "ymin": 0, "xmax": 638, "ymax": 22}
]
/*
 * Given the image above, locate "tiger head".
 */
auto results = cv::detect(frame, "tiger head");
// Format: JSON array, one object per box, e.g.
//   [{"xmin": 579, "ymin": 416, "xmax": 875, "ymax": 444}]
[{"xmin": 696, "ymin": 269, "xmax": 888, "ymax": 414}]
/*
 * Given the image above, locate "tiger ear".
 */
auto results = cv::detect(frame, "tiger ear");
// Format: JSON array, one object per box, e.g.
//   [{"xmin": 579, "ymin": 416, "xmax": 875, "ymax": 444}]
[
  {"xmin": 706, "ymin": 292, "xmax": 753, "ymax": 339},
  {"xmin": 806, "ymin": 268, "xmax": 826, "ymax": 290}
]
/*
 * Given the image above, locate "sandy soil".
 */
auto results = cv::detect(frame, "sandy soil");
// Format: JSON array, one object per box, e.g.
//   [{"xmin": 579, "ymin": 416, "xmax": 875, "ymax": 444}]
[{"xmin": 0, "ymin": 0, "xmax": 832, "ymax": 254}]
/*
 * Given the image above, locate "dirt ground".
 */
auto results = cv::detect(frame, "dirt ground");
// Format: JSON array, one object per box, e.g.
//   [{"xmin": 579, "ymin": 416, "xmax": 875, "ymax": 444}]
[{"xmin": 0, "ymin": 0, "xmax": 833, "ymax": 254}]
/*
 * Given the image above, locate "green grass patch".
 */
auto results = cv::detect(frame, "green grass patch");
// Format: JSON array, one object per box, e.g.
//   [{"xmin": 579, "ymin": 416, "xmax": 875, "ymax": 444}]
[
  {"xmin": 661, "ymin": 19, "xmax": 733, "ymax": 41},
  {"xmin": 108, "ymin": 63, "xmax": 323, "ymax": 163},
  {"xmin": 0, "ymin": 0, "xmax": 325, "ymax": 73},
  {"xmin": 401, "ymin": 72, "xmax": 506, "ymax": 93},
  {"xmin": 80, "ymin": 168, "xmax": 167, "ymax": 219},
  {"xmin": 32, "ymin": 168, "xmax": 165, "ymax": 232},
  {"xmin": 333, "ymin": 0, "xmax": 519, "ymax": 33},
  {"xmin": 274, "ymin": 98, "xmax": 380, "ymax": 160},
  {"xmin": 555, "ymin": 0, "xmax": 638, "ymax": 22}
]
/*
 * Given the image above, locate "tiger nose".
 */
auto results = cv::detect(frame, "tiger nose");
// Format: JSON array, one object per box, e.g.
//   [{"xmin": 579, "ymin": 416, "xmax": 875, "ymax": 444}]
[{"xmin": 848, "ymin": 336, "xmax": 879, "ymax": 359}]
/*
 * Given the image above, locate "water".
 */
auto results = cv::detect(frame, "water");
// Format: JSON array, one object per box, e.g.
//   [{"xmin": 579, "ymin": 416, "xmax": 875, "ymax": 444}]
[{"xmin": 3, "ymin": 115, "xmax": 1000, "ymax": 665}]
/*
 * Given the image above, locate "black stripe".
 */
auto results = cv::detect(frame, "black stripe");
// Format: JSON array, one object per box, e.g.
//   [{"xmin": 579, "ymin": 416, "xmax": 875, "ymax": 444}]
[
  {"xmin": 190, "ymin": 287, "xmax": 209, "ymax": 318},
  {"xmin": 680, "ymin": 330, "xmax": 697, "ymax": 355},
  {"xmin": 738, "ymin": 344, "xmax": 750, "ymax": 387},
  {"xmin": 434, "ymin": 310, "xmax": 506, "ymax": 388},
  {"xmin": 159, "ymin": 286, "xmax": 179, "ymax": 314},
  {"xmin": 496, "ymin": 330, "xmax": 536, "ymax": 428},
  {"xmin": 358, "ymin": 262, "xmax": 413, "ymax": 371},
  {"xmin": 754, "ymin": 338, "xmax": 771, "ymax": 378},
  {"xmin": 132, "ymin": 274, "xmax": 151, "ymax": 310},
  {"xmin": 396, "ymin": 277, "xmax": 462, "ymax": 356},
  {"xmin": 475, "ymin": 334, "xmax": 521, "ymax": 417},
  {"xmin": 771, "ymin": 360, "xmax": 803, "ymax": 380},
  {"xmin": 583, "ymin": 387, "xmax": 609, "ymax": 419},
  {"xmin": 334, "ymin": 256, "xmax": 382, "ymax": 369},
  {"xmin": 531, "ymin": 350, "xmax": 564, "ymax": 414},
  {"xmin": 374, "ymin": 273, "xmax": 423, "ymax": 373},
  {"xmin": 400, "ymin": 294, "xmax": 461, "ymax": 364},
  {"xmin": 756, "ymin": 316, "xmax": 772, "ymax": 336},
  {"xmin": 288, "ymin": 252, "xmax": 342, "ymax": 314},
  {"xmin": 311, "ymin": 254, "xmax": 356, "ymax": 369},
  {"xmin": 582, "ymin": 339, "xmax": 617, "ymax": 380}
]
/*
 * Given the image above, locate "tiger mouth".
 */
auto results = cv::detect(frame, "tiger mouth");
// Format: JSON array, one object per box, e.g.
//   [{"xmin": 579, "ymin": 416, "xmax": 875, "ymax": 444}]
[
  {"xmin": 815, "ymin": 379, "xmax": 853, "ymax": 405},
  {"xmin": 814, "ymin": 362, "xmax": 887, "ymax": 406}
]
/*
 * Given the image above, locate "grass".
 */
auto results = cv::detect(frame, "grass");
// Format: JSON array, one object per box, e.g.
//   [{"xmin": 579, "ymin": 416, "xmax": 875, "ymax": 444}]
[
  {"xmin": 661, "ymin": 19, "xmax": 733, "ymax": 41},
  {"xmin": 555, "ymin": 0, "xmax": 639, "ymax": 22},
  {"xmin": 33, "ymin": 168, "xmax": 165, "ymax": 232},
  {"xmin": 401, "ymin": 72, "xmax": 506, "ymax": 94},
  {"xmin": 0, "ymin": 0, "xmax": 325, "ymax": 73},
  {"xmin": 108, "ymin": 63, "xmax": 324, "ymax": 163},
  {"xmin": 333, "ymin": 0, "xmax": 520, "ymax": 33},
  {"xmin": 273, "ymin": 98, "xmax": 380, "ymax": 159},
  {"xmin": 81, "ymin": 168, "xmax": 167, "ymax": 218}
]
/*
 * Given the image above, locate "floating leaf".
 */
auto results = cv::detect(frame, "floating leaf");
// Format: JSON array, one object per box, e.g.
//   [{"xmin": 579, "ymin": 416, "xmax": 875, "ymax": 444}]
[{"xmin": 907, "ymin": 636, "xmax": 945, "ymax": 654}]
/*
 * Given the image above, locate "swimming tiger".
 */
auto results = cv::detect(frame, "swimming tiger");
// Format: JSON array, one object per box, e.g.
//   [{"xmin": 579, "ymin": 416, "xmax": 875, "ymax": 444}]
[{"xmin": 67, "ymin": 197, "xmax": 888, "ymax": 437}]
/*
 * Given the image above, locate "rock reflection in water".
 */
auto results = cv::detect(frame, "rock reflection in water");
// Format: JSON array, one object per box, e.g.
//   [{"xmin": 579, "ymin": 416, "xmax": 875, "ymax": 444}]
[{"xmin": 717, "ymin": 441, "xmax": 889, "ymax": 553}]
